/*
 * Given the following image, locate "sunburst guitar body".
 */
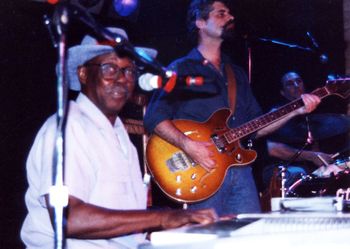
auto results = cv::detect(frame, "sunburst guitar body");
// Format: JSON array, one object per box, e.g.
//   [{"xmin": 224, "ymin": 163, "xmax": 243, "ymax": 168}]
[
  {"xmin": 146, "ymin": 78, "xmax": 350, "ymax": 203},
  {"xmin": 146, "ymin": 109, "xmax": 256, "ymax": 203}
]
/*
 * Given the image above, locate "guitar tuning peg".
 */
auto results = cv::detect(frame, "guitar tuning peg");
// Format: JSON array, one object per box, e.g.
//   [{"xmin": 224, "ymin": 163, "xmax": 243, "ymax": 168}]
[{"xmin": 247, "ymin": 139, "xmax": 253, "ymax": 149}]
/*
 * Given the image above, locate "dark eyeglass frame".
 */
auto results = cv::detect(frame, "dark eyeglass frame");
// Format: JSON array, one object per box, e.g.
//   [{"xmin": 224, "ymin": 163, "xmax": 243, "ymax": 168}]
[{"xmin": 84, "ymin": 63, "xmax": 139, "ymax": 81}]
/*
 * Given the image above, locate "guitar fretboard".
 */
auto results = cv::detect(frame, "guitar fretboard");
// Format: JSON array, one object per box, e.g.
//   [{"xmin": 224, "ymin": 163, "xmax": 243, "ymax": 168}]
[{"xmin": 224, "ymin": 86, "xmax": 331, "ymax": 143}]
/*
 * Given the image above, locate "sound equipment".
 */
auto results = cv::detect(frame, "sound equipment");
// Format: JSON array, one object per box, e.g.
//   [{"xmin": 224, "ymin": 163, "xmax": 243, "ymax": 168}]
[{"xmin": 140, "ymin": 208, "xmax": 350, "ymax": 249}]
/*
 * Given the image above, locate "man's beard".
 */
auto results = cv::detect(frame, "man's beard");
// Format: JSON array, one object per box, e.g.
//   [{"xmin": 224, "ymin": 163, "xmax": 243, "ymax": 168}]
[{"xmin": 221, "ymin": 19, "xmax": 236, "ymax": 41}]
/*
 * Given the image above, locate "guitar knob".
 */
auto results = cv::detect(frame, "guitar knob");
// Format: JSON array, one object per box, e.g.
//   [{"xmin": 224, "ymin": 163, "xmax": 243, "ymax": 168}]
[
  {"xmin": 190, "ymin": 186, "xmax": 198, "ymax": 193},
  {"xmin": 191, "ymin": 173, "xmax": 197, "ymax": 180},
  {"xmin": 176, "ymin": 188, "xmax": 182, "ymax": 196},
  {"xmin": 176, "ymin": 175, "xmax": 182, "ymax": 183},
  {"xmin": 236, "ymin": 153, "xmax": 242, "ymax": 162}
]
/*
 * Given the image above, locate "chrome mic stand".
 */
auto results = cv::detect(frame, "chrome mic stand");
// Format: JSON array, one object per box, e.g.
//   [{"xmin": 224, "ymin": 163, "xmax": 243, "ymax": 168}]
[
  {"xmin": 43, "ymin": 3, "xmax": 168, "ymax": 248},
  {"xmin": 46, "ymin": 3, "xmax": 70, "ymax": 249},
  {"xmin": 280, "ymin": 116, "xmax": 314, "ymax": 198}
]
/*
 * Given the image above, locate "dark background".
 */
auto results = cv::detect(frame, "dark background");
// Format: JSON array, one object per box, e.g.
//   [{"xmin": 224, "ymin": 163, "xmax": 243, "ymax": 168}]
[{"xmin": 0, "ymin": 0, "xmax": 347, "ymax": 248}]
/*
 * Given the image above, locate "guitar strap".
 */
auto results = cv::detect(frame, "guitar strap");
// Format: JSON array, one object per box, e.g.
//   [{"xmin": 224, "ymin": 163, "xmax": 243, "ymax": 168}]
[{"xmin": 225, "ymin": 64, "xmax": 237, "ymax": 114}]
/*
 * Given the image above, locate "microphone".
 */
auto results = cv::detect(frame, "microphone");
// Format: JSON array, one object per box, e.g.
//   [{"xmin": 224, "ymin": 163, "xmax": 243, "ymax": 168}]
[
  {"xmin": 306, "ymin": 31, "xmax": 319, "ymax": 49},
  {"xmin": 138, "ymin": 72, "xmax": 205, "ymax": 93},
  {"xmin": 306, "ymin": 31, "xmax": 328, "ymax": 64},
  {"xmin": 318, "ymin": 54, "xmax": 328, "ymax": 64}
]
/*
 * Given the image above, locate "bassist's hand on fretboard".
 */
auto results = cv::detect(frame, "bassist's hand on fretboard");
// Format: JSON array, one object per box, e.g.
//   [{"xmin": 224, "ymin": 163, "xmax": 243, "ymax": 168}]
[
  {"xmin": 256, "ymin": 93, "xmax": 321, "ymax": 138},
  {"xmin": 298, "ymin": 93, "xmax": 321, "ymax": 114}
]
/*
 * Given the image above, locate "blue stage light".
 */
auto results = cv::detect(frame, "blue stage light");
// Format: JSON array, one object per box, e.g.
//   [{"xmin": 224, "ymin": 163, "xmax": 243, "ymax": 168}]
[{"xmin": 113, "ymin": 0, "xmax": 139, "ymax": 17}]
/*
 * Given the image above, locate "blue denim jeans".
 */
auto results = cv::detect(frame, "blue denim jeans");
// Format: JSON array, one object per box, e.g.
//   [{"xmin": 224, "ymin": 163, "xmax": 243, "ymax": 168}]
[{"xmin": 188, "ymin": 166, "xmax": 261, "ymax": 216}]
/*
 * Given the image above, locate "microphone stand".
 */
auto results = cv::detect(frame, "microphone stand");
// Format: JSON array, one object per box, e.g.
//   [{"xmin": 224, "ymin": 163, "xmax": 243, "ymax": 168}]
[
  {"xmin": 258, "ymin": 37, "xmax": 314, "ymax": 52},
  {"xmin": 256, "ymin": 36, "xmax": 328, "ymax": 64},
  {"xmin": 48, "ymin": 3, "xmax": 70, "ymax": 249},
  {"xmin": 43, "ymin": 3, "xmax": 169, "ymax": 248},
  {"xmin": 65, "ymin": 3, "xmax": 167, "ymax": 77},
  {"xmin": 243, "ymin": 36, "xmax": 318, "ymax": 85},
  {"xmin": 280, "ymin": 116, "xmax": 314, "ymax": 198}
]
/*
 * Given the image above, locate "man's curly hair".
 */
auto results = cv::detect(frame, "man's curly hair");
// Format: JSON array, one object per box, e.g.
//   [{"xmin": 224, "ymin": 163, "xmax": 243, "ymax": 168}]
[{"xmin": 187, "ymin": 0, "xmax": 230, "ymax": 43}]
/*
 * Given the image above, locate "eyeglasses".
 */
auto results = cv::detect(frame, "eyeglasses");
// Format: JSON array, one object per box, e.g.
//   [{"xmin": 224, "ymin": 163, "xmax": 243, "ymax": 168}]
[{"xmin": 84, "ymin": 63, "xmax": 138, "ymax": 82}]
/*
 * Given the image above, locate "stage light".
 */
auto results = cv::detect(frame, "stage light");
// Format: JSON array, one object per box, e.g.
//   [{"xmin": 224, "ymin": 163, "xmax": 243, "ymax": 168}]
[
  {"xmin": 57, "ymin": 0, "xmax": 140, "ymax": 21},
  {"xmin": 113, "ymin": 0, "xmax": 139, "ymax": 17}
]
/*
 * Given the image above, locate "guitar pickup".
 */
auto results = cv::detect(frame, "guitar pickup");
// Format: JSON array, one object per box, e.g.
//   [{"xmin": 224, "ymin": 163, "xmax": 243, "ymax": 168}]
[
  {"xmin": 211, "ymin": 133, "xmax": 226, "ymax": 152},
  {"xmin": 166, "ymin": 151, "xmax": 194, "ymax": 172}
]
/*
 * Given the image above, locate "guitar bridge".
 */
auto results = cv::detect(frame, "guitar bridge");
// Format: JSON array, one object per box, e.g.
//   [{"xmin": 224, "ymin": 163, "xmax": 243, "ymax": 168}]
[
  {"xmin": 166, "ymin": 151, "xmax": 195, "ymax": 172},
  {"xmin": 211, "ymin": 133, "xmax": 226, "ymax": 152}
]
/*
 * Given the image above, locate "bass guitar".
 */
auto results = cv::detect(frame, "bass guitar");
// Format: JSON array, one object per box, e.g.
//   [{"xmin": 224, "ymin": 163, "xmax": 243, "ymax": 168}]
[{"xmin": 146, "ymin": 78, "xmax": 350, "ymax": 203}]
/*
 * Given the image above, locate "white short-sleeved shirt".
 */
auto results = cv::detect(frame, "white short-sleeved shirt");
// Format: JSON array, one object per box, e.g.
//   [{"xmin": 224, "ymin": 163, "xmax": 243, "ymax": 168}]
[{"xmin": 21, "ymin": 93, "xmax": 147, "ymax": 249}]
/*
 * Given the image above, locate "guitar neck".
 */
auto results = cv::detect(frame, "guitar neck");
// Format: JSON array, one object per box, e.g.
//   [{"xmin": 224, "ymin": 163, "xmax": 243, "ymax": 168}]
[{"xmin": 224, "ymin": 86, "xmax": 331, "ymax": 143}]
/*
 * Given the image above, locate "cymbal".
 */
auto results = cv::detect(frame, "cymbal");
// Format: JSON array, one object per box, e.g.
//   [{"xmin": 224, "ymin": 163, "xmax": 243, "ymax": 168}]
[{"xmin": 269, "ymin": 113, "xmax": 350, "ymax": 143}]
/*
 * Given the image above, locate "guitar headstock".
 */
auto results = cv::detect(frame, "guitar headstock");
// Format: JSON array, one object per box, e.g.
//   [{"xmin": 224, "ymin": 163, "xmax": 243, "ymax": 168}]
[{"xmin": 326, "ymin": 77, "xmax": 350, "ymax": 99}]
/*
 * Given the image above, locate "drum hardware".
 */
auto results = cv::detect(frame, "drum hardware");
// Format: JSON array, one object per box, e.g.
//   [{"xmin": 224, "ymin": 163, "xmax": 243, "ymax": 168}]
[
  {"xmin": 315, "ymin": 152, "xmax": 340, "ymax": 168},
  {"xmin": 312, "ymin": 153, "xmax": 334, "ymax": 177},
  {"xmin": 334, "ymin": 156, "xmax": 350, "ymax": 169},
  {"xmin": 286, "ymin": 174, "xmax": 313, "ymax": 197},
  {"xmin": 313, "ymin": 154, "xmax": 350, "ymax": 178},
  {"xmin": 268, "ymin": 113, "xmax": 350, "ymax": 144},
  {"xmin": 279, "ymin": 118, "xmax": 315, "ymax": 198},
  {"xmin": 267, "ymin": 106, "xmax": 350, "ymax": 198},
  {"xmin": 279, "ymin": 165, "xmax": 288, "ymax": 198},
  {"xmin": 287, "ymin": 169, "xmax": 350, "ymax": 198},
  {"xmin": 279, "ymin": 143, "xmax": 311, "ymax": 198}
]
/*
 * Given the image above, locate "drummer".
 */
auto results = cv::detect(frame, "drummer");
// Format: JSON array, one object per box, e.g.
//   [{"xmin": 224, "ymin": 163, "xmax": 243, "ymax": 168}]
[{"xmin": 262, "ymin": 71, "xmax": 334, "ymax": 188}]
